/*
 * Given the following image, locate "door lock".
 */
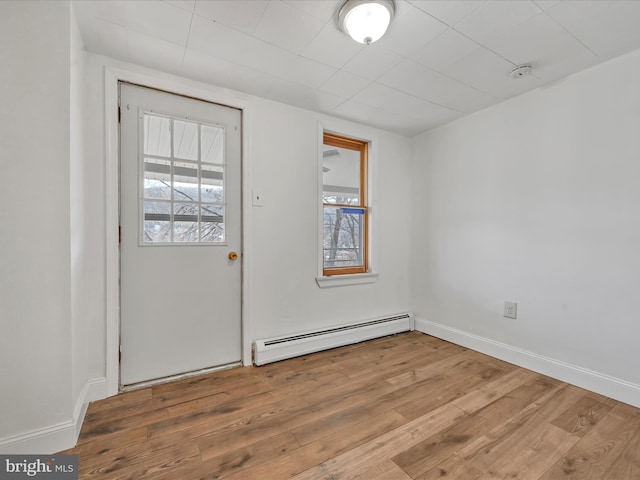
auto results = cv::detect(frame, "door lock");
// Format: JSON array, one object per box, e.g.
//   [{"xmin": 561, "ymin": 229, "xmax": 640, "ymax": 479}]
[{"xmin": 228, "ymin": 251, "xmax": 238, "ymax": 261}]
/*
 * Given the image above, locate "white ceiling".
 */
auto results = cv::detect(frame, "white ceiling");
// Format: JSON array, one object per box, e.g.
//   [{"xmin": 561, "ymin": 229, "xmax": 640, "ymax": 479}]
[{"xmin": 73, "ymin": 0, "xmax": 640, "ymax": 137}]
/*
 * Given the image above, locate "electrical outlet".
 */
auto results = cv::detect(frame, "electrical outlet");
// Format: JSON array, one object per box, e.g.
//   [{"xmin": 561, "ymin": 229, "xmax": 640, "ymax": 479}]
[{"xmin": 504, "ymin": 301, "xmax": 517, "ymax": 319}]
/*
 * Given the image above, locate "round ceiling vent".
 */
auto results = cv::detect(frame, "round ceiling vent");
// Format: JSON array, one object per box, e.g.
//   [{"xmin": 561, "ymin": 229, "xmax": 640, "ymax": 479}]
[{"xmin": 509, "ymin": 64, "xmax": 533, "ymax": 79}]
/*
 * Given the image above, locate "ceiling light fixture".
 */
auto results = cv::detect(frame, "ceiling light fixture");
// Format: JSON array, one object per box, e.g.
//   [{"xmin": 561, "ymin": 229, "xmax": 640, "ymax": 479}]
[{"xmin": 338, "ymin": 0, "xmax": 395, "ymax": 45}]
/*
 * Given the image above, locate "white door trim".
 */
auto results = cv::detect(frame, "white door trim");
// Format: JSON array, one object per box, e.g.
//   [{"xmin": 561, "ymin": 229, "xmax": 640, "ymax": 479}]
[{"xmin": 104, "ymin": 66, "xmax": 253, "ymax": 397}]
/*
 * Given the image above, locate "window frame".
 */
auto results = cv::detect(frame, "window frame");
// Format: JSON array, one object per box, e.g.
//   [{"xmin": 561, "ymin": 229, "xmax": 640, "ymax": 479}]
[{"xmin": 322, "ymin": 131, "xmax": 369, "ymax": 276}]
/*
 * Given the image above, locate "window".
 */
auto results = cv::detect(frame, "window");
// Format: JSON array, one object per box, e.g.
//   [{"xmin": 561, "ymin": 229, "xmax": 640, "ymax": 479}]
[
  {"xmin": 322, "ymin": 132, "xmax": 368, "ymax": 276},
  {"xmin": 141, "ymin": 113, "xmax": 226, "ymax": 244}
]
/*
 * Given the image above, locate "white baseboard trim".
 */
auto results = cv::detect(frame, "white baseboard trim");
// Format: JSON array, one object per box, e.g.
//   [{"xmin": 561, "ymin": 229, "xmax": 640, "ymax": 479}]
[
  {"xmin": 0, "ymin": 377, "xmax": 106, "ymax": 454},
  {"xmin": 0, "ymin": 420, "xmax": 76, "ymax": 455},
  {"xmin": 415, "ymin": 317, "xmax": 640, "ymax": 408},
  {"xmin": 73, "ymin": 377, "xmax": 107, "ymax": 440}
]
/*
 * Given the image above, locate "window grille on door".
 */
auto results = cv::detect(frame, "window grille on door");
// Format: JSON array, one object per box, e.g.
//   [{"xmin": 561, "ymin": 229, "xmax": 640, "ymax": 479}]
[{"xmin": 140, "ymin": 113, "xmax": 226, "ymax": 244}]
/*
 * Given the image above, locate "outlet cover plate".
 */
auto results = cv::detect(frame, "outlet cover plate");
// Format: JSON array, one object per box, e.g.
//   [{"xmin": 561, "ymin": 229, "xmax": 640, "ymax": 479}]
[{"xmin": 504, "ymin": 301, "xmax": 517, "ymax": 319}]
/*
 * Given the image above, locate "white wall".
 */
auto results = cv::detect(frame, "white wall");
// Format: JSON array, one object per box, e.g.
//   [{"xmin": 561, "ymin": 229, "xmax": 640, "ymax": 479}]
[
  {"xmin": 70, "ymin": 0, "xmax": 86, "ymax": 407},
  {"xmin": 0, "ymin": 1, "xmax": 105, "ymax": 453},
  {"xmin": 70, "ymin": 3, "xmax": 106, "ymax": 397},
  {"xmin": 0, "ymin": 1, "xmax": 73, "ymax": 448},
  {"xmin": 70, "ymin": 3, "xmax": 105, "ymax": 436},
  {"xmin": 411, "ymin": 48, "xmax": 640, "ymax": 405},
  {"xmin": 249, "ymin": 97, "xmax": 413, "ymax": 339},
  {"xmin": 83, "ymin": 53, "xmax": 413, "ymax": 385}
]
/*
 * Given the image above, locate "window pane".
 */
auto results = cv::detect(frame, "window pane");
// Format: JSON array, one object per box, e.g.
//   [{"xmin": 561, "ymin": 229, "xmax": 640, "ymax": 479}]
[
  {"xmin": 174, "ymin": 120, "xmax": 198, "ymax": 160},
  {"xmin": 201, "ymin": 124, "xmax": 225, "ymax": 164},
  {"xmin": 173, "ymin": 162, "xmax": 198, "ymax": 202},
  {"xmin": 144, "ymin": 114, "xmax": 171, "ymax": 157},
  {"xmin": 323, "ymin": 206, "xmax": 365, "ymax": 269},
  {"xmin": 143, "ymin": 201, "xmax": 171, "ymax": 243},
  {"xmin": 143, "ymin": 158, "xmax": 171, "ymax": 200},
  {"xmin": 201, "ymin": 205, "xmax": 224, "ymax": 243},
  {"xmin": 141, "ymin": 113, "xmax": 229, "ymax": 245},
  {"xmin": 323, "ymin": 145, "xmax": 360, "ymax": 204},
  {"xmin": 201, "ymin": 165, "xmax": 224, "ymax": 203},
  {"xmin": 173, "ymin": 203, "xmax": 199, "ymax": 242}
]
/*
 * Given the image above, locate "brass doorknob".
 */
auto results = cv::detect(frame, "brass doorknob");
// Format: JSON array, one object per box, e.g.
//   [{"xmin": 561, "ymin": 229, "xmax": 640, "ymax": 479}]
[{"xmin": 228, "ymin": 251, "xmax": 238, "ymax": 261}]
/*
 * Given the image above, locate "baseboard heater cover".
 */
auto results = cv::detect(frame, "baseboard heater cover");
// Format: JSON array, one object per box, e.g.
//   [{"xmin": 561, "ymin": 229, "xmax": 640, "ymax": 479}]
[{"xmin": 253, "ymin": 313, "xmax": 414, "ymax": 365}]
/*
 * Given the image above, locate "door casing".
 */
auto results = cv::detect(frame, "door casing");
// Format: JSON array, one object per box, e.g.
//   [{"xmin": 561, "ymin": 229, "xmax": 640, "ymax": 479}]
[{"xmin": 104, "ymin": 67, "xmax": 253, "ymax": 397}]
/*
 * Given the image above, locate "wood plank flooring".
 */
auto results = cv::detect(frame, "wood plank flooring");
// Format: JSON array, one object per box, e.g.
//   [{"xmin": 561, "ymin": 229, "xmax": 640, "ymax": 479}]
[{"xmin": 62, "ymin": 331, "xmax": 640, "ymax": 479}]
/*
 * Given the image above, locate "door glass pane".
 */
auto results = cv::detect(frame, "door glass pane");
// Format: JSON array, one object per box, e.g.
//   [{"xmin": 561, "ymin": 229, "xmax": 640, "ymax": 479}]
[
  {"xmin": 144, "ymin": 159, "xmax": 171, "ymax": 200},
  {"xmin": 143, "ymin": 114, "xmax": 171, "ymax": 157},
  {"xmin": 173, "ymin": 203, "xmax": 199, "ymax": 242},
  {"xmin": 143, "ymin": 201, "xmax": 171, "ymax": 243},
  {"xmin": 173, "ymin": 162, "xmax": 198, "ymax": 202},
  {"xmin": 323, "ymin": 206, "xmax": 364, "ymax": 268},
  {"xmin": 174, "ymin": 120, "xmax": 199, "ymax": 160},
  {"xmin": 201, "ymin": 124, "xmax": 225, "ymax": 164},
  {"xmin": 201, "ymin": 165, "xmax": 224, "ymax": 203},
  {"xmin": 322, "ymin": 145, "xmax": 360, "ymax": 204},
  {"xmin": 201, "ymin": 205, "xmax": 224, "ymax": 243}
]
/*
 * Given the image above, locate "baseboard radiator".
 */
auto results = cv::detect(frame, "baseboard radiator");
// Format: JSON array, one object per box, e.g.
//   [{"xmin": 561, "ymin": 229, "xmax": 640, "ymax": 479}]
[{"xmin": 253, "ymin": 313, "xmax": 414, "ymax": 366}]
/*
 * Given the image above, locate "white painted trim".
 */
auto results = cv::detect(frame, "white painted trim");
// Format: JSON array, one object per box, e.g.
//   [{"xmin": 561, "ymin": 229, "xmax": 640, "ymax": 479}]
[
  {"xmin": 316, "ymin": 122, "xmax": 324, "ymax": 277},
  {"xmin": 0, "ymin": 420, "xmax": 76, "ymax": 455},
  {"xmin": 414, "ymin": 317, "xmax": 640, "ymax": 408},
  {"xmin": 0, "ymin": 377, "xmax": 105, "ymax": 454},
  {"xmin": 105, "ymin": 68, "xmax": 119, "ymax": 397},
  {"xmin": 72, "ymin": 377, "xmax": 106, "ymax": 440},
  {"xmin": 104, "ymin": 66, "xmax": 254, "ymax": 394},
  {"xmin": 240, "ymin": 104, "xmax": 254, "ymax": 366},
  {"xmin": 316, "ymin": 272, "xmax": 379, "ymax": 288}
]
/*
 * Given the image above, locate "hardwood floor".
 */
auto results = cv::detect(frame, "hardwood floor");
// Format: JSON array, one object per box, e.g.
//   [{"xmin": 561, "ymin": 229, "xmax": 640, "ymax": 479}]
[{"xmin": 62, "ymin": 332, "xmax": 640, "ymax": 479}]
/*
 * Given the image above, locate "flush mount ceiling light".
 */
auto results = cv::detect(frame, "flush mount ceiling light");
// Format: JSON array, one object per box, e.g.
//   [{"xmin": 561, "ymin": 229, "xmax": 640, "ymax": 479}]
[{"xmin": 338, "ymin": 0, "xmax": 395, "ymax": 45}]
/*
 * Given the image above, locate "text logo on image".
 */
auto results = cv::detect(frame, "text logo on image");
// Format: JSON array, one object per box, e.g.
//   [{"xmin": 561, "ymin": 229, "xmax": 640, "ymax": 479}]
[{"xmin": 1, "ymin": 455, "xmax": 78, "ymax": 479}]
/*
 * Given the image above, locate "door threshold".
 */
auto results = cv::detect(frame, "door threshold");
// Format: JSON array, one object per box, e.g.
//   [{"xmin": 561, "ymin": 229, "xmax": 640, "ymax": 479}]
[{"xmin": 119, "ymin": 361, "xmax": 243, "ymax": 392}]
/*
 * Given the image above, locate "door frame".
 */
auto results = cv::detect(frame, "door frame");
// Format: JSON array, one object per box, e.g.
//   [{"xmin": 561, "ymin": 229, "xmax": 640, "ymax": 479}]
[{"xmin": 104, "ymin": 67, "xmax": 253, "ymax": 397}]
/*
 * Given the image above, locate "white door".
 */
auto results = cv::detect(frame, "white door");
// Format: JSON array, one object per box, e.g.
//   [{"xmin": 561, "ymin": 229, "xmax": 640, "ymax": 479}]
[{"xmin": 119, "ymin": 83, "xmax": 242, "ymax": 387}]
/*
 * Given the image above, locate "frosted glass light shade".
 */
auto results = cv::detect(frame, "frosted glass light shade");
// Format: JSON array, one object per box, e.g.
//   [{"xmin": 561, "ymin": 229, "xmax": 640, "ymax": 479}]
[{"xmin": 339, "ymin": 0, "xmax": 395, "ymax": 45}]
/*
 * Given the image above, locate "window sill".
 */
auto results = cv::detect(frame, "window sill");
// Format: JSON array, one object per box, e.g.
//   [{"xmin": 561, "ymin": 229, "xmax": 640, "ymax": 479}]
[{"xmin": 316, "ymin": 272, "xmax": 379, "ymax": 288}]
